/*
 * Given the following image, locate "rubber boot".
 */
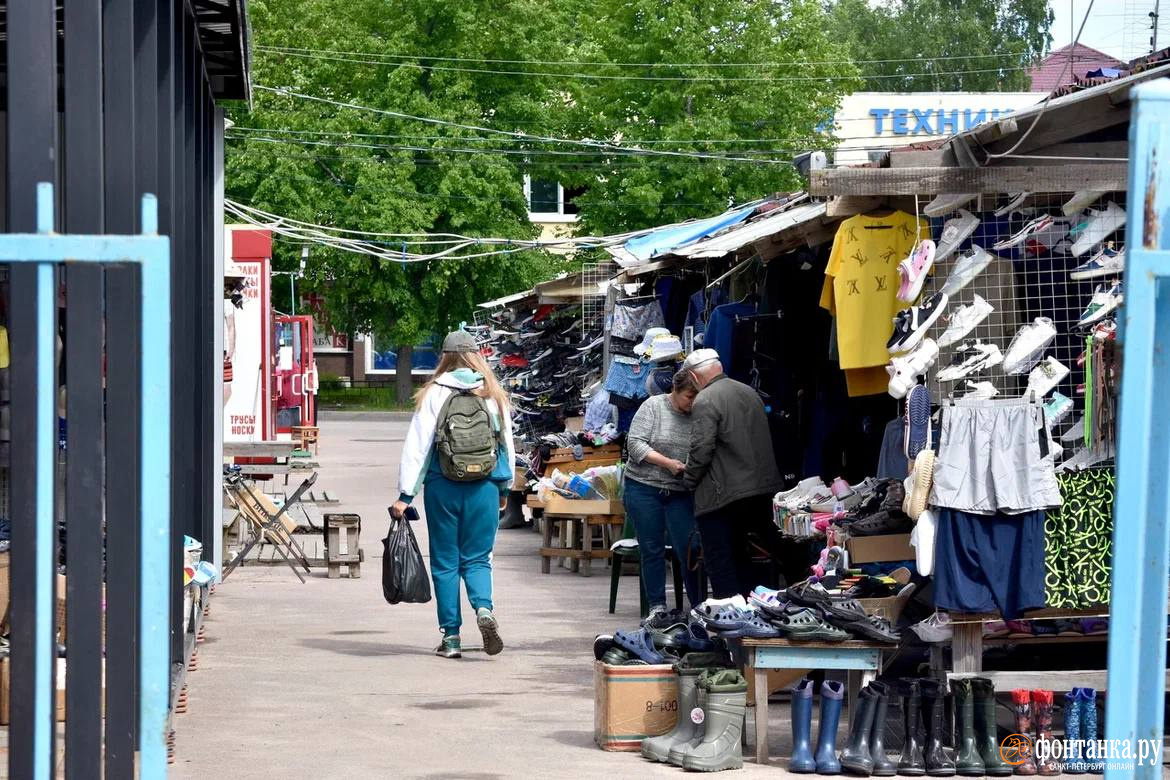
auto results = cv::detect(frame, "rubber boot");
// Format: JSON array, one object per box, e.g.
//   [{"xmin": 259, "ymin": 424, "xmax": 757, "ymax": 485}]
[
  {"xmin": 840, "ymin": 685, "xmax": 878, "ymax": 775},
  {"xmin": 1064, "ymin": 689, "xmax": 1086, "ymax": 774},
  {"xmin": 790, "ymin": 678, "xmax": 817, "ymax": 773},
  {"xmin": 815, "ymin": 680, "xmax": 845, "ymax": 774},
  {"xmin": 498, "ymin": 490, "xmax": 527, "ymax": 528},
  {"xmin": 642, "ymin": 668, "xmax": 701, "ymax": 761},
  {"xmin": 1079, "ymin": 688, "xmax": 1102, "ymax": 774},
  {"xmin": 897, "ymin": 679, "xmax": 926, "ymax": 777},
  {"xmin": 950, "ymin": 678, "xmax": 985, "ymax": 777},
  {"xmin": 1030, "ymin": 690, "xmax": 1061, "ymax": 776},
  {"xmin": 669, "ymin": 671, "xmax": 712, "ymax": 766},
  {"xmin": 680, "ymin": 670, "xmax": 747, "ymax": 772},
  {"xmin": 921, "ymin": 679, "xmax": 956, "ymax": 777},
  {"xmin": 870, "ymin": 682, "xmax": 898, "ymax": 777},
  {"xmin": 971, "ymin": 677, "xmax": 1012, "ymax": 776},
  {"xmin": 1009, "ymin": 690, "xmax": 1038, "ymax": 775}
]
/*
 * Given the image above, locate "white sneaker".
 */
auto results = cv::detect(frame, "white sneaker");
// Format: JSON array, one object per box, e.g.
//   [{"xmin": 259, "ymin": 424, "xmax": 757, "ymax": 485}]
[
  {"xmin": 1070, "ymin": 202, "xmax": 1126, "ymax": 257},
  {"xmin": 1044, "ymin": 392, "xmax": 1074, "ymax": 427},
  {"xmin": 1063, "ymin": 190, "xmax": 1106, "ymax": 217},
  {"xmin": 1002, "ymin": 317, "xmax": 1058, "ymax": 374},
  {"xmin": 924, "ymin": 193, "xmax": 977, "ymax": 217},
  {"xmin": 1061, "ymin": 415, "xmax": 1086, "ymax": 442},
  {"xmin": 992, "ymin": 214, "xmax": 1053, "ymax": 251},
  {"xmin": 1070, "ymin": 246, "xmax": 1125, "ymax": 281},
  {"xmin": 937, "ymin": 294, "xmax": 994, "ymax": 348},
  {"xmin": 911, "ymin": 612, "xmax": 953, "ymax": 643},
  {"xmin": 1077, "ymin": 282, "xmax": 1124, "ymax": 327},
  {"xmin": 963, "ymin": 380, "xmax": 1000, "ymax": 400},
  {"xmin": 935, "ymin": 210, "xmax": 980, "ymax": 264},
  {"xmin": 994, "ymin": 192, "xmax": 1030, "ymax": 217},
  {"xmin": 1025, "ymin": 356, "xmax": 1070, "ymax": 399},
  {"xmin": 936, "ymin": 341, "xmax": 1004, "ymax": 382},
  {"xmin": 940, "ymin": 246, "xmax": 994, "ymax": 297},
  {"xmin": 887, "ymin": 338, "xmax": 940, "ymax": 399}
]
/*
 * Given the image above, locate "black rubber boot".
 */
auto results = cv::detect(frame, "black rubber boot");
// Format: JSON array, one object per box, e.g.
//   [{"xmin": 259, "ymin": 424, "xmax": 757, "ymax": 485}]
[
  {"xmin": 869, "ymin": 681, "xmax": 898, "ymax": 777},
  {"xmin": 897, "ymin": 679, "xmax": 925, "ymax": 777},
  {"xmin": 950, "ymin": 679, "xmax": 985, "ymax": 777},
  {"xmin": 498, "ymin": 490, "xmax": 527, "ymax": 529},
  {"xmin": 840, "ymin": 685, "xmax": 877, "ymax": 775},
  {"xmin": 970, "ymin": 677, "xmax": 1012, "ymax": 776},
  {"xmin": 920, "ymin": 679, "xmax": 956, "ymax": 777}
]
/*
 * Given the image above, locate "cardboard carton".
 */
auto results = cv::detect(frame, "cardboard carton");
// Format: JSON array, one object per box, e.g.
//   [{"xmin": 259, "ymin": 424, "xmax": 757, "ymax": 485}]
[
  {"xmin": 594, "ymin": 661, "xmax": 678, "ymax": 751},
  {"xmin": 1, "ymin": 657, "xmax": 67, "ymax": 724},
  {"xmin": 846, "ymin": 533, "xmax": 914, "ymax": 564},
  {"xmin": 543, "ymin": 495, "xmax": 624, "ymax": 516}
]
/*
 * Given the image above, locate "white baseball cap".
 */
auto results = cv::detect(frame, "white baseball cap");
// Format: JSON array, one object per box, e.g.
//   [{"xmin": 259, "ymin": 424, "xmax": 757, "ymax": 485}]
[{"xmin": 682, "ymin": 348, "xmax": 720, "ymax": 370}]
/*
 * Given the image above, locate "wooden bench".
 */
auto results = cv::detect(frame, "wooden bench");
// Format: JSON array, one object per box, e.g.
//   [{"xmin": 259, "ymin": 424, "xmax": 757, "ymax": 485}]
[{"xmin": 940, "ymin": 607, "xmax": 1111, "ymax": 674}]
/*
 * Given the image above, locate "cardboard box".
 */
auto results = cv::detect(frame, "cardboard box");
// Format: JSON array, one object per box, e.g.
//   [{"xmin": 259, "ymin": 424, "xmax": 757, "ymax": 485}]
[
  {"xmin": 1, "ymin": 657, "xmax": 67, "ymax": 724},
  {"xmin": 846, "ymin": 534, "xmax": 914, "ymax": 564},
  {"xmin": 543, "ymin": 495, "xmax": 624, "ymax": 516},
  {"xmin": 594, "ymin": 661, "xmax": 679, "ymax": 751}
]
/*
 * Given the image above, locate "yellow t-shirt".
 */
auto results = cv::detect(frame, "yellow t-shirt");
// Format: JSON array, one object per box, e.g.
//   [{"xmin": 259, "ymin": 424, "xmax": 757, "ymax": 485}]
[{"xmin": 820, "ymin": 211, "xmax": 929, "ymax": 370}]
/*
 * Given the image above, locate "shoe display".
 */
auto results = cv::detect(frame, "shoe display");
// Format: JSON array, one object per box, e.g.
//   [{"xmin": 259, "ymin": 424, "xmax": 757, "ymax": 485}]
[
  {"xmin": 1077, "ymin": 282, "xmax": 1124, "ymax": 328},
  {"xmin": 941, "ymin": 246, "xmax": 994, "ymax": 297},
  {"xmin": 924, "ymin": 193, "xmax": 977, "ymax": 217},
  {"xmin": 963, "ymin": 380, "xmax": 999, "ymax": 399},
  {"xmin": 995, "ymin": 192, "xmax": 1031, "ymax": 217},
  {"xmin": 678, "ymin": 670, "xmax": 747, "ymax": 772},
  {"xmin": 898, "ymin": 680, "xmax": 926, "ymax": 777},
  {"xmin": 1064, "ymin": 689, "xmax": 1086, "ymax": 774},
  {"xmin": 869, "ymin": 681, "xmax": 898, "ymax": 777},
  {"xmin": 911, "ymin": 612, "xmax": 953, "ymax": 644},
  {"xmin": 772, "ymin": 608, "xmax": 850, "ymax": 642},
  {"xmin": 992, "ymin": 214, "xmax": 1054, "ymax": 251},
  {"xmin": 1079, "ymin": 688, "xmax": 1103, "ymax": 773},
  {"xmin": 1002, "ymin": 317, "xmax": 1058, "ymax": 375},
  {"xmin": 814, "ymin": 681, "xmax": 845, "ymax": 773},
  {"xmin": 888, "ymin": 339, "xmax": 940, "ymax": 399},
  {"xmin": 642, "ymin": 656, "xmax": 728, "ymax": 762},
  {"xmin": 935, "ymin": 209, "xmax": 981, "ymax": 264},
  {"xmin": 890, "ymin": 293, "xmax": 950, "ymax": 354},
  {"xmin": 1070, "ymin": 246, "xmax": 1125, "ymax": 280},
  {"xmin": 1070, "ymin": 201, "xmax": 1126, "ymax": 257},
  {"xmin": 936, "ymin": 294, "xmax": 994, "ymax": 348},
  {"xmin": 789, "ymin": 678, "xmax": 817, "ymax": 773},
  {"xmin": 613, "ymin": 627, "xmax": 666, "ymax": 664},
  {"xmin": 1044, "ymin": 392, "xmax": 1074, "ymax": 427},
  {"xmin": 898, "ymin": 239, "xmax": 937, "ymax": 303},
  {"xmin": 936, "ymin": 340, "xmax": 1004, "ymax": 382},
  {"xmin": 951, "ymin": 678, "xmax": 985, "ymax": 776},
  {"xmin": 1025, "ymin": 356, "xmax": 1070, "ymax": 400}
]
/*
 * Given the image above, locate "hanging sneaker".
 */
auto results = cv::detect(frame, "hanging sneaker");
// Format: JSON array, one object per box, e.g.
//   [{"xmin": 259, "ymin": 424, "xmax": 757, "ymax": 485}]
[
  {"xmin": 994, "ymin": 192, "xmax": 1030, "ymax": 217},
  {"xmin": 1077, "ymin": 282, "xmax": 1124, "ymax": 328},
  {"xmin": 1070, "ymin": 202, "xmax": 1126, "ymax": 257},
  {"xmin": 904, "ymin": 383, "xmax": 932, "ymax": 460},
  {"xmin": 1063, "ymin": 190, "xmax": 1106, "ymax": 217},
  {"xmin": 963, "ymin": 380, "xmax": 1000, "ymax": 399},
  {"xmin": 1070, "ymin": 246, "xmax": 1125, "ymax": 281},
  {"xmin": 887, "ymin": 338, "xmax": 940, "ymax": 399},
  {"xmin": 898, "ymin": 239, "xmax": 937, "ymax": 303},
  {"xmin": 1025, "ymin": 356, "xmax": 1070, "ymax": 400},
  {"xmin": 1024, "ymin": 217, "xmax": 1074, "ymax": 256},
  {"xmin": 936, "ymin": 294, "xmax": 994, "ymax": 348},
  {"xmin": 1044, "ymin": 392, "xmax": 1074, "ymax": 427},
  {"xmin": 890, "ymin": 292, "xmax": 949, "ymax": 354},
  {"xmin": 924, "ymin": 193, "xmax": 977, "ymax": 217},
  {"xmin": 1091, "ymin": 319, "xmax": 1118, "ymax": 342},
  {"xmin": 934, "ymin": 209, "xmax": 980, "ymax": 264},
  {"xmin": 911, "ymin": 612, "xmax": 953, "ymax": 643},
  {"xmin": 936, "ymin": 341, "xmax": 1004, "ymax": 382},
  {"xmin": 1002, "ymin": 317, "xmax": 1059, "ymax": 374},
  {"xmin": 992, "ymin": 214, "xmax": 1053, "ymax": 251},
  {"xmin": 940, "ymin": 245, "xmax": 994, "ymax": 297}
]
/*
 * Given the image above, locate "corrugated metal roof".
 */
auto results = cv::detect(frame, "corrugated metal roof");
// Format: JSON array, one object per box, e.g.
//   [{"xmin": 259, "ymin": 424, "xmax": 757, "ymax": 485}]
[
  {"xmin": 672, "ymin": 201, "xmax": 827, "ymax": 259},
  {"xmin": 1028, "ymin": 43, "xmax": 1124, "ymax": 93}
]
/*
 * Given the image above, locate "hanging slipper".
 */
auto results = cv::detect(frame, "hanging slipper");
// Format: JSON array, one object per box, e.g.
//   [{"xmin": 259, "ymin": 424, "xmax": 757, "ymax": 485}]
[{"xmin": 614, "ymin": 627, "xmax": 667, "ymax": 664}]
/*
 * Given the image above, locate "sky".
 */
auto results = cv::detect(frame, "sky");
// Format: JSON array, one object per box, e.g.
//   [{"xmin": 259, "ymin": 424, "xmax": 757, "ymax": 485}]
[{"xmin": 1049, "ymin": 0, "xmax": 1170, "ymax": 62}]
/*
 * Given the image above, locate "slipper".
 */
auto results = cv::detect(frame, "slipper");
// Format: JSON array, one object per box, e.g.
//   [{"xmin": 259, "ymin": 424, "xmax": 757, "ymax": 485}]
[
  {"xmin": 773, "ymin": 609, "xmax": 849, "ymax": 642},
  {"xmin": 749, "ymin": 586, "xmax": 790, "ymax": 618},
  {"xmin": 684, "ymin": 619, "xmax": 717, "ymax": 652},
  {"xmin": 785, "ymin": 581, "xmax": 834, "ymax": 609},
  {"xmin": 721, "ymin": 611, "xmax": 782, "ymax": 639},
  {"xmin": 690, "ymin": 602, "xmax": 753, "ymax": 631},
  {"xmin": 846, "ymin": 614, "xmax": 902, "ymax": 644},
  {"xmin": 905, "ymin": 384, "xmax": 932, "ymax": 460},
  {"xmin": 614, "ymin": 627, "xmax": 667, "ymax": 664},
  {"xmin": 821, "ymin": 598, "xmax": 872, "ymax": 625}
]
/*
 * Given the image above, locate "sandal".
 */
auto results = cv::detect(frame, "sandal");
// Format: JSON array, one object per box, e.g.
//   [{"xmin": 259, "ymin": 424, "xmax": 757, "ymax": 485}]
[
  {"xmin": 684, "ymin": 619, "xmax": 717, "ymax": 652},
  {"xmin": 786, "ymin": 581, "xmax": 833, "ymax": 609},
  {"xmin": 845, "ymin": 614, "xmax": 902, "ymax": 644},
  {"xmin": 822, "ymin": 597, "xmax": 872, "ymax": 625},
  {"xmin": 749, "ymin": 586, "xmax": 789, "ymax": 617},
  {"xmin": 650, "ymin": 624, "xmax": 691, "ymax": 651},
  {"xmin": 773, "ymin": 608, "xmax": 849, "ymax": 642},
  {"xmin": 691, "ymin": 602, "xmax": 753, "ymax": 631},
  {"xmin": 721, "ymin": 611, "xmax": 782, "ymax": 639},
  {"xmin": 614, "ymin": 627, "xmax": 667, "ymax": 664}
]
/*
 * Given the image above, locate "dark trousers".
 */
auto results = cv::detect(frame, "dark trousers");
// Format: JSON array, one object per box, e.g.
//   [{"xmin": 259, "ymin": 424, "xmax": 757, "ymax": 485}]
[{"xmin": 696, "ymin": 493, "xmax": 794, "ymax": 599}]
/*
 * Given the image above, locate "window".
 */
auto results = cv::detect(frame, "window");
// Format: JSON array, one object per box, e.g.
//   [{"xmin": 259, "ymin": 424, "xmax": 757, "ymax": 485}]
[
  {"xmin": 524, "ymin": 175, "xmax": 582, "ymax": 223},
  {"xmin": 365, "ymin": 335, "xmax": 440, "ymax": 375}
]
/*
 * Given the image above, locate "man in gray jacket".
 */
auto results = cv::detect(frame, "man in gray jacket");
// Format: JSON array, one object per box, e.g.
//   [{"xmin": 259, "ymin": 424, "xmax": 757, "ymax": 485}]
[{"xmin": 682, "ymin": 349, "xmax": 784, "ymax": 597}]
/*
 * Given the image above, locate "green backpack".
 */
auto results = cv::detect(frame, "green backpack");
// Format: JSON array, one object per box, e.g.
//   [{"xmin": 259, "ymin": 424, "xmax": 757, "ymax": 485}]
[{"xmin": 434, "ymin": 390, "xmax": 499, "ymax": 481}]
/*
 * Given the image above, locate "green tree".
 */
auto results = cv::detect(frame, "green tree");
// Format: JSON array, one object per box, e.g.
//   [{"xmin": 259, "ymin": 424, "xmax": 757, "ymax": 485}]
[{"xmin": 825, "ymin": 0, "xmax": 1053, "ymax": 92}]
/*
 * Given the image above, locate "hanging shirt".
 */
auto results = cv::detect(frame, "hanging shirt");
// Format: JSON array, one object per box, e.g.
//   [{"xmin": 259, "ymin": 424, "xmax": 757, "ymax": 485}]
[
  {"xmin": 705, "ymin": 301, "xmax": 756, "ymax": 381},
  {"xmin": 820, "ymin": 211, "xmax": 929, "ymax": 371}
]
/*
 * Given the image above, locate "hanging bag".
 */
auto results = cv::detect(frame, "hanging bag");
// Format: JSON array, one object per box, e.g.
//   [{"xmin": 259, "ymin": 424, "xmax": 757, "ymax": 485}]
[{"xmin": 381, "ymin": 506, "xmax": 432, "ymax": 604}]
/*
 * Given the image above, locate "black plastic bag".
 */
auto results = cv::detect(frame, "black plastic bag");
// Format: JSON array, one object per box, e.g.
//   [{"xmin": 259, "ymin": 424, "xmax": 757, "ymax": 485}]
[{"xmin": 381, "ymin": 507, "xmax": 432, "ymax": 604}]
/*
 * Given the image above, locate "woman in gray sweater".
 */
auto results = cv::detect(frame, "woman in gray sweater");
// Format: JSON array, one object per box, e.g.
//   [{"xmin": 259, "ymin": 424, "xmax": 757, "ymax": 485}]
[{"xmin": 623, "ymin": 370, "xmax": 702, "ymax": 614}]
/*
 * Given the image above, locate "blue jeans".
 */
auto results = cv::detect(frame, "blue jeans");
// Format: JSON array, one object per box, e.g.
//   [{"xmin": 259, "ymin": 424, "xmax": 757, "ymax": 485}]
[{"xmin": 622, "ymin": 477, "xmax": 701, "ymax": 609}]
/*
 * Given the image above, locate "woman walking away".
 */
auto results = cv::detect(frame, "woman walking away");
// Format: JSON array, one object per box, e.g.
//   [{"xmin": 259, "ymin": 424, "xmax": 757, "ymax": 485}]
[
  {"xmin": 623, "ymin": 370, "xmax": 703, "ymax": 620},
  {"xmin": 392, "ymin": 330, "xmax": 515, "ymax": 659}
]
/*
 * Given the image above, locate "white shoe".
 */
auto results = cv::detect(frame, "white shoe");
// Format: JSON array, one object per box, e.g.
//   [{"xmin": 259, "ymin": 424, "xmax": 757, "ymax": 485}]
[
  {"xmin": 994, "ymin": 192, "xmax": 1030, "ymax": 217},
  {"xmin": 940, "ymin": 246, "xmax": 994, "ymax": 297},
  {"xmin": 1070, "ymin": 202, "xmax": 1126, "ymax": 257},
  {"xmin": 1044, "ymin": 392, "xmax": 1074, "ymax": 427},
  {"xmin": 937, "ymin": 294, "xmax": 994, "ymax": 348},
  {"xmin": 924, "ymin": 193, "xmax": 976, "ymax": 217},
  {"xmin": 935, "ymin": 210, "xmax": 980, "ymax": 264},
  {"xmin": 911, "ymin": 612, "xmax": 953, "ymax": 643},
  {"xmin": 992, "ymin": 214, "xmax": 1053, "ymax": 251},
  {"xmin": 889, "ymin": 293, "xmax": 949, "ymax": 354},
  {"xmin": 887, "ymin": 339, "xmax": 940, "ymax": 399},
  {"xmin": 1070, "ymin": 246, "xmax": 1125, "ymax": 281},
  {"xmin": 1077, "ymin": 282, "xmax": 1124, "ymax": 327},
  {"xmin": 1061, "ymin": 415, "xmax": 1086, "ymax": 442},
  {"xmin": 963, "ymin": 380, "xmax": 1000, "ymax": 400},
  {"xmin": 1002, "ymin": 317, "xmax": 1058, "ymax": 375},
  {"xmin": 1063, "ymin": 190, "xmax": 1106, "ymax": 217},
  {"xmin": 1025, "ymin": 356, "xmax": 1070, "ymax": 399},
  {"xmin": 936, "ymin": 341, "xmax": 1004, "ymax": 382}
]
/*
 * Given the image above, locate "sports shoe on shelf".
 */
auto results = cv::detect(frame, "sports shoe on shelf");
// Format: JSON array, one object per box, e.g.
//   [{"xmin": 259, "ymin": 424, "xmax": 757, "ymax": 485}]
[
  {"xmin": 1063, "ymin": 190, "xmax": 1106, "ymax": 217},
  {"xmin": 992, "ymin": 214, "xmax": 1053, "ymax": 251},
  {"xmin": 1070, "ymin": 201, "xmax": 1126, "ymax": 257},
  {"xmin": 994, "ymin": 192, "xmax": 1031, "ymax": 217},
  {"xmin": 1002, "ymin": 317, "xmax": 1058, "ymax": 375},
  {"xmin": 1070, "ymin": 246, "xmax": 1125, "ymax": 281},
  {"xmin": 1077, "ymin": 282, "xmax": 1124, "ymax": 328},
  {"xmin": 889, "ymin": 293, "xmax": 949, "ymax": 353},
  {"xmin": 936, "ymin": 341, "xmax": 1004, "ymax": 382},
  {"xmin": 1025, "ymin": 356, "xmax": 1070, "ymax": 400},
  {"xmin": 940, "ymin": 245, "xmax": 994, "ymax": 297},
  {"xmin": 911, "ymin": 612, "xmax": 953, "ymax": 643},
  {"xmin": 935, "ymin": 210, "xmax": 981, "ymax": 264},
  {"xmin": 937, "ymin": 294, "xmax": 994, "ymax": 348},
  {"xmin": 898, "ymin": 239, "xmax": 937, "ymax": 303},
  {"xmin": 887, "ymin": 338, "xmax": 940, "ymax": 399},
  {"xmin": 963, "ymin": 380, "xmax": 1000, "ymax": 399},
  {"xmin": 1044, "ymin": 392, "xmax": 1074, "ymax": 427}
]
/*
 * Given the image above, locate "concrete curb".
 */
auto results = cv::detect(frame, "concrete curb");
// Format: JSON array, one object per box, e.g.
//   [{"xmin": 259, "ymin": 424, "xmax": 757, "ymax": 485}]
[{"xmin": 319, "ymin": 410, "xmax": 414, "ymax": 422}]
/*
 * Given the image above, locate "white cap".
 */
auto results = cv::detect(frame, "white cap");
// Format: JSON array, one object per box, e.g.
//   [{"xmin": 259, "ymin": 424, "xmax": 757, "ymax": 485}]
[{"xmin": 682, "ymin": 348, "xmax": 720, "ymax": 370}]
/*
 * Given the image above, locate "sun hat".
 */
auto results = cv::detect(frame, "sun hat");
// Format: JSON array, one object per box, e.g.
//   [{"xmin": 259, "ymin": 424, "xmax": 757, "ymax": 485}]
[
  {"xmin": 441, "ymin": 330, "xmax": 478, "ymax": 353},
  {"xmin": 682, "ymin": 348, "xmax": 720, "ymax": 371},
  {"xmin": 648, "ymin": 335, "xmax": 684, "ymax": 362},
  {"xmin": 636, "ymin": 327, "xmax": 671, "ymax": 356}
]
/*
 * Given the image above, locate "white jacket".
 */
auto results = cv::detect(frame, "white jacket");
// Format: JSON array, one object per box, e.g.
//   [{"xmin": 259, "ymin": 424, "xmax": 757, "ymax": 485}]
[{"xmin": 398, "ymin": 368, "xmax": 516, "ymax": 499}]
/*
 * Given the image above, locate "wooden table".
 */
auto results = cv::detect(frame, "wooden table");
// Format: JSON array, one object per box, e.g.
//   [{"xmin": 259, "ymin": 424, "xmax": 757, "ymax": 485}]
[
  {"xmin": 539, "ymin": 497, "xmax": 624, "ymax": 577},
  {"xmin": 223, "ymin": 441, "xmax": 299, "ymax": 458},
  {"xmin": 742, "ymin": 637, "xmax": 886, "ymax": 767}
]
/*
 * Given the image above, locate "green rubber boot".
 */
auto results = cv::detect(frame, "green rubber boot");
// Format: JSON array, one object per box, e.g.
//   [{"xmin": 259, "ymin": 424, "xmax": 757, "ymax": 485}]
[
  {"xmin": 680, "ymin": 670, "xmax": 748, "ymax": 772},
  {"xmin": 642, "ymin": 668, "xmax": 702, "ymax": 762},
  {"xmin": 950, "ymin": 679, "xmax": 985, "ymax": 777},
  {"xmin": 668, "ymin": 677, "xmax": 711, "ymax": 766},
  {"xmin": 971, "ymin": 677, "xmax": 1011, "ymax": 776}
]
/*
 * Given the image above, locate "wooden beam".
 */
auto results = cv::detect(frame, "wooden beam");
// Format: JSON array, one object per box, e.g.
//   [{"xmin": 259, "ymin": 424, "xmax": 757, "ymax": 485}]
[
  {"xmin": 811, "ymin": 163, "xmax": 1128, "ymax": 196},
  {"xmin": 889, "ymin": 141, "xmax": 1128, "ymax": 169},
  {"xmin": 981, "ymin": 98, "xmax": 1130, "ymax": 157},
  {"xmin": 826, "ymin": 195, "xmax": 886, "ymax": 217}
]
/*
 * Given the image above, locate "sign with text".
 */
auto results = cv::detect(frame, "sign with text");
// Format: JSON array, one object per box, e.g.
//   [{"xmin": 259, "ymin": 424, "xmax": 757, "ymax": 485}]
[{"xmin": 223, "ymin": 227, "xmax": 273, "ymax": 443}]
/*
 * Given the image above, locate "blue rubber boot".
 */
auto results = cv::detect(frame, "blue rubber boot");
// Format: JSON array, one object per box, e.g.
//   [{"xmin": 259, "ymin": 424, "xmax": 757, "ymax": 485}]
[
  {"xmin": 1079, "ymin": 688, "xmax": 1103, "ymax": 774},
  {"xmin": 1064, "ymin": 689, "xmax": 1086, "ymax": 774},
  {"xmin": 815, "ymin": 680, "xmax": 844, "ymax": 774},
  {"xmin": 789, "ymin": 678, "xmax": 816, "ymax": 773}
]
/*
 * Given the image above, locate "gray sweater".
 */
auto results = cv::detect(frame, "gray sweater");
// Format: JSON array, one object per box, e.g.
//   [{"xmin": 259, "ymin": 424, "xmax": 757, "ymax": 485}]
[{"xmin": 625, "ymin": 394, "xmax": 694, "ymax": 491}]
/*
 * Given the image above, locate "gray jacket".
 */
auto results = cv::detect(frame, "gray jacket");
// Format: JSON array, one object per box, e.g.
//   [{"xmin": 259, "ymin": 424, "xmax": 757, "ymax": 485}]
[{"xmin": 682, "ymin": 374, "xmax": 782, "ymax": 516}]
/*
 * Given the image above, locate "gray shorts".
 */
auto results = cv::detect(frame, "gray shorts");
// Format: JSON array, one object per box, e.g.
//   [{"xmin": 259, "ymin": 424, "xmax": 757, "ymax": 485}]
[{"xmin": 930, "ymin": 397, "xmax": 1062, "ymax": 515}]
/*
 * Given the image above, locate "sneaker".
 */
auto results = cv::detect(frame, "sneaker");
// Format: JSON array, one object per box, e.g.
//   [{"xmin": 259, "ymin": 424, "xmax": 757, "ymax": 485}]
[
  {"xmin": 1025, "ymin": 356, "xmax": 1070, "ymax": 399},
  {"xmin": 1044, "ymin": 392, "xmax": 1074, "ymax": 427},
  {"xmin": 994, "ymin": 192, "xmax": 1030, "ymax": 217},
  {"xmin": 1091, "ymin": 319, "xmax": 1117, "ymax": 342},
  {"xmin": 983, "ymin": 620, "xmax": 1010, "ymax": 638},
  {"xmin": 887, "ymin": 309, "xmax": 913, "ymax": 353},
  {"xmin": 435, "ymin": 635, "xmax": 463, "ymax": 659},
  {"xmin": 992, "ymin": 214, "xmax": 1053, "ymax": 251},
  {"xmin": 937, "ymin": 294, "xmax": 994, "ymax": 348},
  {"xmin": 936, "ymin": 341, "xmax": 1004, "ymax": 381},
  {"xmin": 898, "ymin": 239, "xmax": 937, "ymax": 303},
  {"xmin": 1002, "ymin": 317, "xmax": 1058, "ymax": 374},
  {"xmin": 963, "ymin": 380, "xmax": 999, "ymax": 399},
  {"xmin": 887, "ymin": 338, "xmax": 940, "ymax": 399},
  {"xmin": 1077, "ymin": 282, "xmax": 1123, "ymax": 328},
  {"xmin": 890, "ymin": 293, "xmax": 949, "ymax": 354},
  {"xmin": 1061, "ymin": 416, "xmax": 1086, "ymax": 442},
  {"xmin": 1070, "ymin": 246, "xmax": 1125, "ymax": 280},
  {"xmin": 1025, "ymin": 217, "xmax": 1074, "ymax": 256},
  {"xmin": 1063, "ymin": 190, "xmax": 1106, "ymax": 217},
  {"xmin": 911, "ymin": 612, "xmax": 953, "ymax": 643},
  {"xmin": 1070, "ymin": 202, "xmax": 1126, "ymax": 257},
  {"xmin": 941, "ymin": 245, "xmax": 994, "ymax": 297},
  {"xmin": 924, "ymin": 193, "xmax": 976, "ymax": 217},
  {"xmin": 934, "ymin": 209, "xmax": 981, "ymax": 264}
]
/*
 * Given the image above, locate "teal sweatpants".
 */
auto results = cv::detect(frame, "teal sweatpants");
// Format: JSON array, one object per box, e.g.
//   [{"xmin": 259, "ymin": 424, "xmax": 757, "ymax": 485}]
[{"xmin": 422, "ymin": 475, "xmax": 500, "ymax": 635}]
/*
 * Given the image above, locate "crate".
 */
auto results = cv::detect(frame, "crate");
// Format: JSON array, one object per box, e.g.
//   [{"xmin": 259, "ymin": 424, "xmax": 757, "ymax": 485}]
[{"xmin": 324, "ymin": 513, "xmax": 362, "ymax": 579}]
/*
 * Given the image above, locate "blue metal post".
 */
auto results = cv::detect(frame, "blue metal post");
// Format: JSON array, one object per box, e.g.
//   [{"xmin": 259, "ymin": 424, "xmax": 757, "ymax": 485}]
[{"xmin": 1105, "ymin": 79, "xmax": 1170, "ymax": 778}]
